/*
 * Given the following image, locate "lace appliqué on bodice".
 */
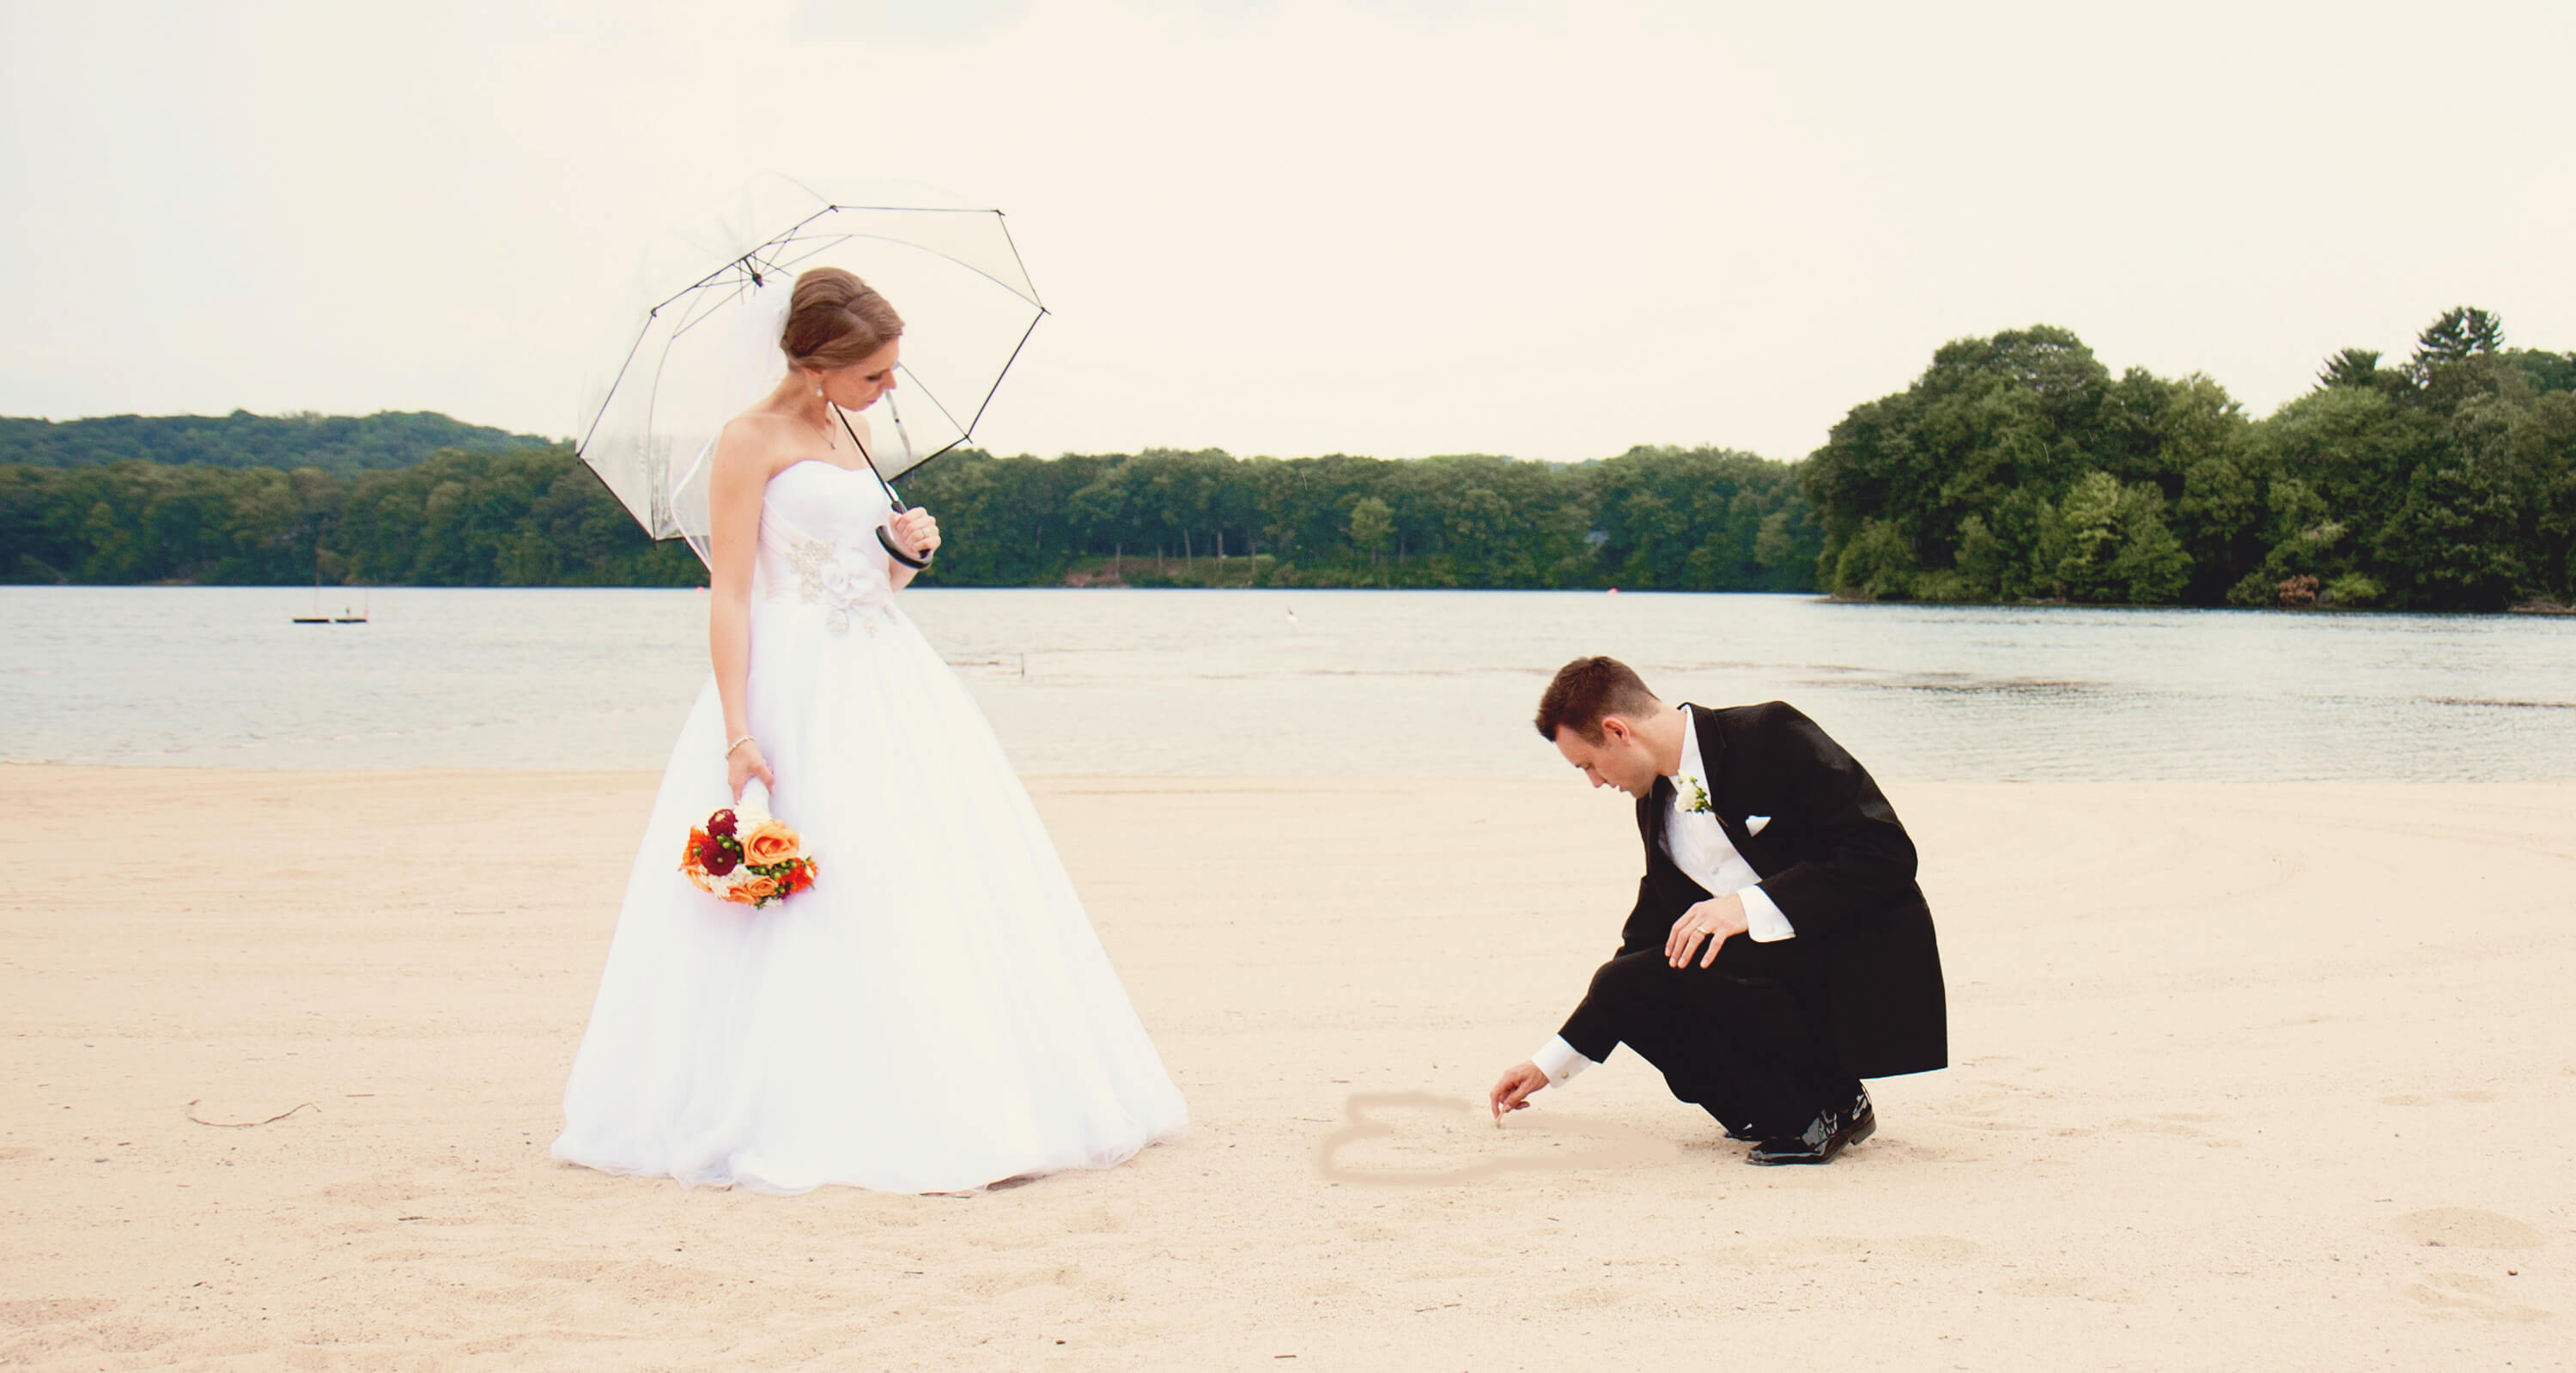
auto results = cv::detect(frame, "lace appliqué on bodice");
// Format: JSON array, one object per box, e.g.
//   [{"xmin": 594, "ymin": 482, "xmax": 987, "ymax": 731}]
[
  {"xmin": 751, "ymin": 461, "xmax": 902, "ymax": 636},
  {"xmin": 781, "ymin": 536, "xmax": 898, "ymax": 636}
]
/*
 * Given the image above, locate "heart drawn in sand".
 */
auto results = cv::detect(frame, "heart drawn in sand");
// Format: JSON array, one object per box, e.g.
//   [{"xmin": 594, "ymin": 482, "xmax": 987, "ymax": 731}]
[{"xmin": 1314, "ymin": 1092, "xmax": 1680, "ymax": 1186}]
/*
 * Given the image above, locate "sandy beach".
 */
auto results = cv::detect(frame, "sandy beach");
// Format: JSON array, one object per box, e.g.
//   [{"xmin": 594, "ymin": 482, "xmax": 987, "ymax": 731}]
[{"xmin": 3, "ymin": 764, "xmax": 2570, "ymax": 1370}]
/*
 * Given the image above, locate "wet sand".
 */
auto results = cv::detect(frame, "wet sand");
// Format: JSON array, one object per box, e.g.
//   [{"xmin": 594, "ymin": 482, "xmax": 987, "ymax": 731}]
[{"xmin": 3, "ymin": 766, "xmax": 2570, "ymax": 1370}]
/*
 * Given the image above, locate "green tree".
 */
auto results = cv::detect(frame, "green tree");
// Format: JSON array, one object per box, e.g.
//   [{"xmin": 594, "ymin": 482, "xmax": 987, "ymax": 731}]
[
  {"xmin": 1346, "ymin": 495, "xmax": 1394, "ymax": 575},
  {"xmin": 1804, "ymin": 325, "xmax": 2114, "ymax": 594},
  {"xmin": 2411, "ymin": 306, "xmax": 2506, "ymax": 374},
  {"xmin": 2039, "ymin": 473, "xmax": 2188, "ymax": 604},
  {"xmin": 2318, "ymin": 348, "xmax": 2384, "ymax": 390},
  {"xmin": 1829, "ymin": 519, "xmax": 1917, "ymax": 600}
]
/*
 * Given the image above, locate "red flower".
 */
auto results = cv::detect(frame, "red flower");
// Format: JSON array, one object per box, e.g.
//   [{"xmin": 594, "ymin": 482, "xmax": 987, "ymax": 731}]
[
  {"xmin": 698, "ymin": 837, "xmax": 739, "ymax": 877},
  {"xmin": 708, "ymin": 808, "xmax": 738, "ymax": 838}
]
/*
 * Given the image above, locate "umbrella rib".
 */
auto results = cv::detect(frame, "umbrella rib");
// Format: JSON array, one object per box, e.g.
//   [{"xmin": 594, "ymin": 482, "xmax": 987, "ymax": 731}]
[
  {"xmin": 960, "ymin": 309, "xmax": 1047, "ymax": 440},
  {"xmin": 629, "ymin": 323, "xmax": 702, "ymax": 538},
  {"xmin": 768, "ymin": 226, "xmax": 1043, "ymax": 308},
  {"xmin": 894, "ymin": 365, "xmax": 975, "ymax": 440},
  {"xmin": 639, "ymin": 205, "xmax": 1014, "ymax": 319},
  {"xmin": 647, "ymin": 231, "xmax": 805, "ymax": 317},
  {"xmin": 993, "ymin": 211, "xmax": 1048, "ymax": 313},
  {"xmin": 668, "ymin": 283, "xmax": 756, "ymax": 343},
  {"xmin": 648, "ymin": 259, "xmax": 754, "ymax": 318},
  {"xmin": 567, "ymin": 440, "xmax": 633, "ymax": 509},
  {"xmin": 576, "ymin": 325, "xmax": 655, "ymax": 457}
]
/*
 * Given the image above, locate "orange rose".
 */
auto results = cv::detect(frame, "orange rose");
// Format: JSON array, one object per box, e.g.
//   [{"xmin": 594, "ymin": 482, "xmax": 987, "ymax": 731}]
[
  {"xmin": 734, "ymin": 875, "xmax": 781, "ymax": 903},
  {"xmin": 739, "ymin": 820, "xmax": 799, "ymax": 868}
]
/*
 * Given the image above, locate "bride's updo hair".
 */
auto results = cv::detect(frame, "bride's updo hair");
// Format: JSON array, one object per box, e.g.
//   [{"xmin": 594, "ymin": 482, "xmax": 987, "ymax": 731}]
[{"xmin": 781, "ymin": 267, "xmax": 904, "ymax": 370}]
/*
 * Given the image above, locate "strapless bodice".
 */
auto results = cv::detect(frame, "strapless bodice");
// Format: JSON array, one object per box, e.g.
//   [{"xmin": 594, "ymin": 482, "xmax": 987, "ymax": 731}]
[{"xmin": 753, "ymin": 459, "xmax": 901, "ymax": 636}]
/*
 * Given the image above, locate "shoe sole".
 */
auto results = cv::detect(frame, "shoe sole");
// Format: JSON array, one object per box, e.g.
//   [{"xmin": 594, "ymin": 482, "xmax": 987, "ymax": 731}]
[
  {"xmin": 1745, "ymin": 1140, "xmax": 1844, "ymax": 1165},
  {"xmin": 1746, "ymin": 1115, "xmax": 1874, "ymax": 1166}
]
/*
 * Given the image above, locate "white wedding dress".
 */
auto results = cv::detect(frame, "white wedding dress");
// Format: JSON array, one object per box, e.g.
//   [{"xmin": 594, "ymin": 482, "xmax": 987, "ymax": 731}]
[{"xmin": 552, "ymin": 459, "xmax": 1188, "ymax": 1193}]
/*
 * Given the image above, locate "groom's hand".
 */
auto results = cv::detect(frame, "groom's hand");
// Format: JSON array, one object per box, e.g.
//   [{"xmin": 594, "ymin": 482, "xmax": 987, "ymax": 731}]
[
  {"xmin": 1667, "ymin": 894, "xmax": 1749, "ymax": 969},
  {"xmin": 1489, "ymin": 1061, "xmax": 1549, "ymax": 1123}
]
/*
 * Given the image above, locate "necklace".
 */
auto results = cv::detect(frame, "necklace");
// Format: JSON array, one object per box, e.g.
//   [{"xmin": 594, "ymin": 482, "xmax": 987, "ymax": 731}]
[{"xmin": 800, "ymin": 400, "xmax": 838, "ymax": 450}]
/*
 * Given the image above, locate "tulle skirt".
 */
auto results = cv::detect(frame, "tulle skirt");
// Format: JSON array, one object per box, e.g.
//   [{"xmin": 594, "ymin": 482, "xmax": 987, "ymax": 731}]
[{"xmin": 551, "ymin": 597, "xmax": 1188, "ymax": 1194}]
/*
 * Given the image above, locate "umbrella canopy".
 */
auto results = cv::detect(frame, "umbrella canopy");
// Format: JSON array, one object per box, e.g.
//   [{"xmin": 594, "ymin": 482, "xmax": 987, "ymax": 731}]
[{"xmin": 576, "ymin": 185, "xmax": 1046, "ymax": 566}]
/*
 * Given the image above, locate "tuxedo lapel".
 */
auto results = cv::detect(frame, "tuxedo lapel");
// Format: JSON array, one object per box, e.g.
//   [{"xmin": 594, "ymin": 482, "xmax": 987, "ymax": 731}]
[
  {"xmin": 1638, "ymin": 775, "xmax": 1674, "ymax": 860},
  {"xmin": 1683, "ymin": 702, "xmax": 1724, "ymax": 781},
  {"xmin": 1634, "ymin": 773, "xmax": 1713, "ymax": 913},
  {"xmin": 1686, "ymin": 702, "xmax": 1760, "ymax": 860}
]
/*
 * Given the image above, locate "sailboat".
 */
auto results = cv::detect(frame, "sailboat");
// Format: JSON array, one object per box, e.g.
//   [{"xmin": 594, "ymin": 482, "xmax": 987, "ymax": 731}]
[
  {"xmin": 292, "ymin": 549, "xmax": 328, "ymax": 624},
  {"xmin": 291, "ymin": 545, "xmax": 366, "ymax": 623}
]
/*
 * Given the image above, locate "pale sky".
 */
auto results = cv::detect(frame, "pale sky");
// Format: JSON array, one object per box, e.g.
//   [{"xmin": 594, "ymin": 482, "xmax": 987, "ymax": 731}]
[{"xmin": 3, "ymin": 0, "xmax": 2570, "ymax": 462}]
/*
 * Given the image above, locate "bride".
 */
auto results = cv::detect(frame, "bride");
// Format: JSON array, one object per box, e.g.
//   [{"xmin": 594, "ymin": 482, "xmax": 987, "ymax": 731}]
[{"xmin": 551, "ymin": 267, "xmax": 1188, "ymax": 1194}]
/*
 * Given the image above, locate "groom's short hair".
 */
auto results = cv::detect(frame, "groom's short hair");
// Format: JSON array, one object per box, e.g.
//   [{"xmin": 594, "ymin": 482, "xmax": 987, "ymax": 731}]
[{"xmin": 1535, "ymin": 656, "xmax": 1661, "ymax": 742}]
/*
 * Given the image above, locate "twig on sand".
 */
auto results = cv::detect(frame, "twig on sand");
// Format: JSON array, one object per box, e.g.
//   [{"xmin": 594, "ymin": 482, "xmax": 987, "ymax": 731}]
[{"xmin": 185, "ymin": 1100, "xmax": 316, "ymax": 1128}]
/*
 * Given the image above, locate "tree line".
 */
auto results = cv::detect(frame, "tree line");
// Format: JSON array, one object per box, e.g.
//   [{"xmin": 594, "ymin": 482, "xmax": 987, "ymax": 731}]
[
  {"xmin": 1804, "ymin": 307, "xmax": 2576, "ymax": 611},
  {"xmin": 2, "ymin": 447, "xmax": 701, "ymax": 586},
  {"xmin": 899, "ymin": 445, "xmax": 1819, "ymax": 592},
  {"xmin": 0, "ymin": 440, "xmax": 1817, "ymax": 592},
  {"xmin": 1, "ymin": 409, "xmax": 556, "ymax": 475},
  {"xmin": 5, "ymin": 306, "xmax": 2569, "ymax": 609}
]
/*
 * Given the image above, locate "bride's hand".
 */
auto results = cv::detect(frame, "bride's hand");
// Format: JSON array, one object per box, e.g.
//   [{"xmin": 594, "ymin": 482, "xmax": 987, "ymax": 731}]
[
  {"xmin": 728, "ymin": 741, "xmax": 775, "ymax": 802},
  {"xmin": 889, "ymin": 507, "xmax": 941, "ymax": 561}
]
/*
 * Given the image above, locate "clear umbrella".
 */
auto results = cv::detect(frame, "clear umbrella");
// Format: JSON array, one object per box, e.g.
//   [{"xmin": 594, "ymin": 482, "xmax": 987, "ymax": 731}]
[{"xmin": 576, "ymin": 179, "xmax": 1046, "ymax": 568}]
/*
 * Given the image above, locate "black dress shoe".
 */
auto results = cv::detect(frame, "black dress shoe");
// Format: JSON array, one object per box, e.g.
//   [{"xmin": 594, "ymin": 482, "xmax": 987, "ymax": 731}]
[
  {"xmin": 1845, "ymin": 1088, "xmax": 1876, "ymax": 1147},
  {"xmin": 1747, "ymin": 1090, "xmax": 1873, "ymax": 1166}
]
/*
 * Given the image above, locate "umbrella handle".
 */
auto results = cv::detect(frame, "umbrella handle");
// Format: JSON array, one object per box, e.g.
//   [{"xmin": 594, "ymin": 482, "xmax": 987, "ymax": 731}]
[
  {"xmin": 836, "ymin": 404, "xmax": 933, "ymax": 569},
  {"xmin": 878, "ymin": 525, "xmax": 933, "ymax": 570}
]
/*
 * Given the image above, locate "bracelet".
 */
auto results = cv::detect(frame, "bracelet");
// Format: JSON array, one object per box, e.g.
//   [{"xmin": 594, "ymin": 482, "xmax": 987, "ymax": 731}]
[{"xmin": 725, "ymin": 734, "xmax": 756, "ymax": 757}]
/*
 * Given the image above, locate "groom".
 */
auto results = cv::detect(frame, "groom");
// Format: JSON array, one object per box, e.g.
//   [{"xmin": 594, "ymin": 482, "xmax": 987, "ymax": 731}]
[{"xmin": 1488, "ymin": 657, "xmax": 1947, "ymax": 1164}]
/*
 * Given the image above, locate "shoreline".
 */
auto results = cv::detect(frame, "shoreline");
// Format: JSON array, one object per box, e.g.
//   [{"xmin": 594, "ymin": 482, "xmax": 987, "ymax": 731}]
[{"xmin": 11, "ymin": 580, "xmax": 2576, "ymax": 617}]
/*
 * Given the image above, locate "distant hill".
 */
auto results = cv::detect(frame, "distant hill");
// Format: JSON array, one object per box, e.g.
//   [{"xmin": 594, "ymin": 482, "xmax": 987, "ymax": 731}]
[{"xmin": 0, "ymin": 410, "xmax": 558, "ymax": 476}]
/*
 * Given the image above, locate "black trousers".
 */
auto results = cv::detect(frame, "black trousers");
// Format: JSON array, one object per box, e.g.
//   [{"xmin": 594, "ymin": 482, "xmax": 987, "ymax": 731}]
[{"xmin": 1558, "ymin": 945, "xmax": 1860, "ymax": 1139}]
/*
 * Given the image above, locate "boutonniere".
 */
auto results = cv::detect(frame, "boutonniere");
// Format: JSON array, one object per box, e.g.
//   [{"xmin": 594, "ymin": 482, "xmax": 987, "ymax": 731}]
[{"xmin": 1676, "ymin": 775, "xmax": 1715, "ymax": 815}]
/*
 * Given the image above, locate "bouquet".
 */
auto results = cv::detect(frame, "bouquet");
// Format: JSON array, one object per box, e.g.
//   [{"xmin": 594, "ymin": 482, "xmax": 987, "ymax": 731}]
[{"xmin": 680, "ymin": 788, "xmax": 817, "ymax": 908}]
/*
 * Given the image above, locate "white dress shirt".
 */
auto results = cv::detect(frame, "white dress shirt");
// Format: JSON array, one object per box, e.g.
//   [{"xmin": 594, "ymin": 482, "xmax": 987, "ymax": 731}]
[{"xmin": 1530, "ymin": 707, "xmax": 1795, "ymax": 1087}]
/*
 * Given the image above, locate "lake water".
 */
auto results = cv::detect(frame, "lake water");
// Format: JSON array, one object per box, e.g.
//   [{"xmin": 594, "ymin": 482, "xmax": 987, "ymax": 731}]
[{"xmin": 3, "ymin": 586, "xmax": 2570, "ymax": 781}]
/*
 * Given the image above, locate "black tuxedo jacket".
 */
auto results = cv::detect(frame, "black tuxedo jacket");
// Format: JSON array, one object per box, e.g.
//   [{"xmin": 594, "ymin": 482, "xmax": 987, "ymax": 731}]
[{"xmin": 1574, "ymin": 701, "xmax": 1947, "ymax": 1078}]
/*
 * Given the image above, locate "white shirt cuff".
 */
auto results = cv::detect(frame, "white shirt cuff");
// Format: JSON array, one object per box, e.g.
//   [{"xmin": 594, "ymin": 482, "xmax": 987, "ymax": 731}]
[
  {"xmin": 1530, "ymin": 1035, "xmax": 1595, "ymax": 1087},
  {"xmin": 1741, "ymin": 885, "xmax": 1796, "ymax": 942}
]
